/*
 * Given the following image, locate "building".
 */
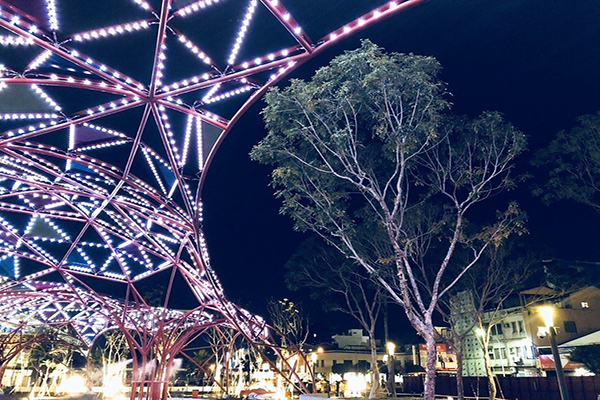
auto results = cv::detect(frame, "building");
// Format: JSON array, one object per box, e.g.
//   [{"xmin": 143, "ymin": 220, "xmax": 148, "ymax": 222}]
[
  {"xmin": 523, "ymin": 286, "xmax": 600, "ymax": 348},
  {"xmin": 311, "ymin": 330, "xmax": 418, "ymax": 379},
  {"xmin": 331, "ymin": 329, "xmax": 373, "ymax": 350},
  {"xmin": 451, "ymin": 286, "xmax": 600, "ymax": 377}
]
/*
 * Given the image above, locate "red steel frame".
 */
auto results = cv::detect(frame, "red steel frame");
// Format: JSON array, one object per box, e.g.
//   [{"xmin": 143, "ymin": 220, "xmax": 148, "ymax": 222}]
[{"xmin": 0, "ymin": 0, "xmax": 424, "ymax": 398}]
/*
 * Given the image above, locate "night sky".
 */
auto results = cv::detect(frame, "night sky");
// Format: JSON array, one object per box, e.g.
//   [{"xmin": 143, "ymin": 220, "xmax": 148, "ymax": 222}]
[{"xmin": 202, "ymin": 0, "xmax": 600, "ymax": 339}]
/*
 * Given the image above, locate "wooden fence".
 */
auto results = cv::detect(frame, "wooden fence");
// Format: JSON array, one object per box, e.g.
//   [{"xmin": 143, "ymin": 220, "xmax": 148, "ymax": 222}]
[{"xmin": 400, "ymin": 374, "xmax": 600, "ymax": 400}]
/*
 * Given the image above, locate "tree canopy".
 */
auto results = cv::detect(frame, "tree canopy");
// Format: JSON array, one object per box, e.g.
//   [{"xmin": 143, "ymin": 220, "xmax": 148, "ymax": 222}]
[{"xmin": 533, "ymin": 111, "xmax": 600, "ymax": 213}]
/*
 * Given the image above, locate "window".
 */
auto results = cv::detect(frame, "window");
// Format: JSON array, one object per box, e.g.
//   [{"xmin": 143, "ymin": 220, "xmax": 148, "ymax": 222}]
[
  {"xmin": 564, "ymin": 321, "xmax": 578, "ymax": 333},
  {"xmin": 493, "ymin": 348, "xmax": 505, "ymax": 360},
  {"xmin": 511, "ymin": 321, "xmax": 517, "ymax": 333},
  {"xmin": 581, "ymin": 301, "xmax": 589, "ymax": 309},
  {"xmin": 518, "ymin": 321, "xmax": 524, "ymax": 333},
  {"xmin": 332, "ymin": 360, "xmax": 337, "ymax": 365},
  {"xmin": 320, "ymin": 360, "xmax": 324, "ymax": 368},
  {"xmin": 491, "ymin": 323, "xmax": 503, "ymax": 336}
]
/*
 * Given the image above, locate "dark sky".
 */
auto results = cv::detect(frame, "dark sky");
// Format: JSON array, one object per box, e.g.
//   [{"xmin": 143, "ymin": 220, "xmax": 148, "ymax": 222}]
[{"xmin": 202, "ymin": 0, "xmax": 600, "ymax": 339}]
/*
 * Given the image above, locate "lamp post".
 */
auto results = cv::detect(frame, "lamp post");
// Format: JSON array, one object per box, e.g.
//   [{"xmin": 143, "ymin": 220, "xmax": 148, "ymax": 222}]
[
  {"xmin": 386, "ymin": 342, "xmax": 396, "ymax": 397},
  {"xmin": 311, "ymin": 352, "xmax": 318, "ymax": 393},
  {"xmin": 539, "ymin": 306, "xmax": 570, "ymax": 400}
]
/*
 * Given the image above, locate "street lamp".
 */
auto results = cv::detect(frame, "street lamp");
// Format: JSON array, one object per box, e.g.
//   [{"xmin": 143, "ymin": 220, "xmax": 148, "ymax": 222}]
[
  {"xmin": 310, "ymin": 352, "xmax": 318, "ymax": 393},
  {"xmin": 386, "ymin": 342, "xmax": 396, "ymax": 397},
  {"xmin": 538, "ymin": 306, "xmax": 570, "ymax": 400}
]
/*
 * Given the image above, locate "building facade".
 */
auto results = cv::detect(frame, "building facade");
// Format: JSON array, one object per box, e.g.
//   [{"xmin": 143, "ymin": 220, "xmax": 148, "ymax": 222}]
[{"xmin": 452, "ymin": 286, "xmax": 600, "ymax": 377}]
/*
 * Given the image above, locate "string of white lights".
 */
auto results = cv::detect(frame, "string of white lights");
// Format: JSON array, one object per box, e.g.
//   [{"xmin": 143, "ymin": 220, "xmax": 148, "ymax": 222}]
[
  {"xmin": 0, "ymin": 35, "xmax": 33, "ymax": 46},
  {"xmin": 45, "ymin": 0, "xmax": 59, "ymax": 31},
  {"xmin": 196, "ymin": 116, "xmax": 204, "ymax": 171},
  {"xmin": 27, "ymin": 50, "xmax": 52, "ymax": 71},
  {"xmin": 203, "ymin": 84, "xmax": 253, "ymax": 104},
  {"xmin": 130, "ymin": 0, "xmax": 152, "ymax": 11},
  {"xmin": 176, "ymin": 33, "xmax": 212, "ymax": 65},
  {"xmin": 174, "ymin": 0, "xmax": 221, "ymax": 17},
  {"xmin": 227, "ymin": 0, "xmax": 258, "ymax": 66},
  {"xmin": 73, "ymin": 20, "xmax": 150, "ymax": 42}
]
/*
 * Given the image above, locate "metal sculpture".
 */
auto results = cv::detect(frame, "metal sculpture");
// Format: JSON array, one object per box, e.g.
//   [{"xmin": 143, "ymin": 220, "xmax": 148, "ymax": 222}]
[{"xmin": 0, "ymin": 0, "xmax": 422, "ymax": 398}]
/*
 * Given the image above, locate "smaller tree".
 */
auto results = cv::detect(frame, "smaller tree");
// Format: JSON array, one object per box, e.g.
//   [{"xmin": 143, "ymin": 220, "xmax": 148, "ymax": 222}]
[
  {"xmin": 568, "ymin": 345, "xmax": 600, "ymax": 374},
  {"xmin": 435, "ymin": 236, "xmax": 533, "ymax": 400},
  {"xmin": 88, "ymin": 330, "xmax": 130, "ymax": 394},
  {"xmin": 0, "ymin": 322, "xmax": 75, "ymax": 389},
  {"xmin": 27, "ymin": 326, "xmax": 86, "ymax": 396},
  {"xmin": 533, "ymin": 111, "xmax": 600, "ymax": 213},
  {"xmin": 267, "ymin": 298, "xmax": 309, "ymax": 350},
  {"xmin": 286, "ymin": 237, "xmax": 384, "ymax": 398},
  {"xmin": 467, "ymin": 243, "xmax": 537, "ymax": 400}
]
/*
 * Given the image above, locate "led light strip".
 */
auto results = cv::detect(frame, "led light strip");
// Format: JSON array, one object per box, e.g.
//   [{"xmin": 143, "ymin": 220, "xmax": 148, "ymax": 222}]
[
  {"xmin": 31, "ymin": 84, "xmax": 62, "ymax": 112},
  {"xmin": 237, "ymin": 46, "xmax": 296, "ymax": 70},
  {"xmin": 153, "ymin": 42, "xmax": 167, "ymax": 88},
  {"xmin": 1, "ymin": 113, "xmax": 59, "ymax": 120},
  {"xmin": 180, "ymin": 115, "xmax": 194, "ymax": 168},
  {"xmin": 67, "ymin": 49, "xmax": 145, "ymax": 90},
  {"xmin": 196, "ymin": 116, "xmax": 204, "ymax": 170},
  {"xmin": 201, "ymin": 83, "xmax": 221, "ymax": 103},
  {"xmin": 141, "ymin": 147, "xmax": 168, "ymax": 195},
  {"xmin": 72, "ymin": 20, "xmax": 150, "ymax": 42},
  {"xmin": 65, "ymin": 125, "xmax": 75, "ymax": 171},
  {"xmin": 227, "ymin": 0, "xmax": 258, "ymax": 66},
  {"xmin": 76, "ymin": 139, "xmax": 129, "ymax": 152},
  {"xmin": 130, "ymin": 0, "xmax": 152, "ymax": 11},
  {"xmin": 162, "ymin": 72, "xmax": 213, "ymax": 93},
  {"xmin": 326, "ymin": 1, "xmax": 404, "ymax": 43},
  {"xmin": 82, "ymin": 122, "xmax": 128, "ymax": 139},
  {"xmin": 203, "ymin": 84, "xmax": 253, "ymax": 104},
  {"xmin": 267, "ymin": 60, "xmax": 296, "ymax": 82},
  {"xmin": 174, "ymin": 0, "xmax": 221, "ymax": 17},
  {"xmin": 27, "ymin": 50, "xmax": 52, "ymax": 71},
  {"xmin": 0, "ymin": 35, "xmax": 34, "ymax": 46},
  {"xmin": 45, "ymin": 0, "xmax": 59, "ymax": 31},
  {"xmin": 176, "ymin": 33, "xmax": 212, "ymax": 65}
]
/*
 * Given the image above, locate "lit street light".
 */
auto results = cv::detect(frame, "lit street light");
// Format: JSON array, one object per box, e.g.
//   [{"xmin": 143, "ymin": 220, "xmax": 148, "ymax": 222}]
[
  {"xmin": 310, "ymin": 352, "xmax": 318, "ymax": 393},
  {"xmin": 538, "ymin": 306, "xmax": 570, "ymax": 400},
  {"xmin": 387, "ymin": 342, "xmax": 396, "ymax": 397}
]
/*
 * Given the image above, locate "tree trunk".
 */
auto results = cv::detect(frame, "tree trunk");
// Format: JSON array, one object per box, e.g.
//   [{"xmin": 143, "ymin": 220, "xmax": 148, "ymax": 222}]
[
  {"xmin": 454, "ymin": 343, "xmax": 465, "ymax": 400},
  {"xmin": 483, "ymin": 347, "xmax": 497, "ymax": 400},
  {"xmin": 367, "ymin": 329, "xmax": 380, "ymax": 399},
  {"xmin": 0, "ymin": 363, "xmax": 7, "ymax": 387},
  {"xmin": 423, "ymin": 336, "xmax": 437, "ymax": 400}
]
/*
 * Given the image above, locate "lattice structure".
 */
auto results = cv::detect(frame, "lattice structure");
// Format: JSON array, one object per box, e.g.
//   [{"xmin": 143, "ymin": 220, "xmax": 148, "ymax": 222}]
[{"xmin": 0, "ymin": 0, "xmax": 422, "ymax": 398}]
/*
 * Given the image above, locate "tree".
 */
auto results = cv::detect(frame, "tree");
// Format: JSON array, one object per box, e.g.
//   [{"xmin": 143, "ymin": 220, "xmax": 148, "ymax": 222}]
[
  {"xmin": 455, "ymin": 243, "xmax": 536, "ymax": 400},
  {"xmin": 267, "ymin": 298, "xmax": 309, "ymax": 350},
  {"xmin": 568, "ymin": 345, "xmax": 600, "ymax": 374},
  {"xmin": 251, "ymin": 40, "xmax": 526, "ymax": 400},
  {"xmin": 88, "ymin": 330, "xmax": 130, "ymax": 395},
  {"xmin": 286, "ymin": 237, "xmax": 384, "ymax": 398},
  {"xmin": 0, "ymin": 323, "xmax": 53, "ymax": 387},
  {"xmin": 27, "ymin": 326, "xmax": 86, "ymax": 396},
  {"xmin": 437, "ymin": 239, "xmax": 534, "ymax": 400},
  {"xmin": 0, "ymin": 322, "xmax": 77, "ymax": 390},
  {"xmin": 533, "ymin": 111, "xmax": 600, "ymax": 213}
]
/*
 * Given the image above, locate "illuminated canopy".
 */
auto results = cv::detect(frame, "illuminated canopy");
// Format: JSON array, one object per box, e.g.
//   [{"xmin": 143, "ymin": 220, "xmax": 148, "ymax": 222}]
[{"xmin": 0, "ymin": 0, "xmax": 422, "ymax": 347}]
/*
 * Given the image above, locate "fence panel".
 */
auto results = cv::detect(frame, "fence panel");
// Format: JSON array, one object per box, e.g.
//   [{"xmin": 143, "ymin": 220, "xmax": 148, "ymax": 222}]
[{"xmin": 399, "ymin": 375, "xmax": 600, "ymax": 400}]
